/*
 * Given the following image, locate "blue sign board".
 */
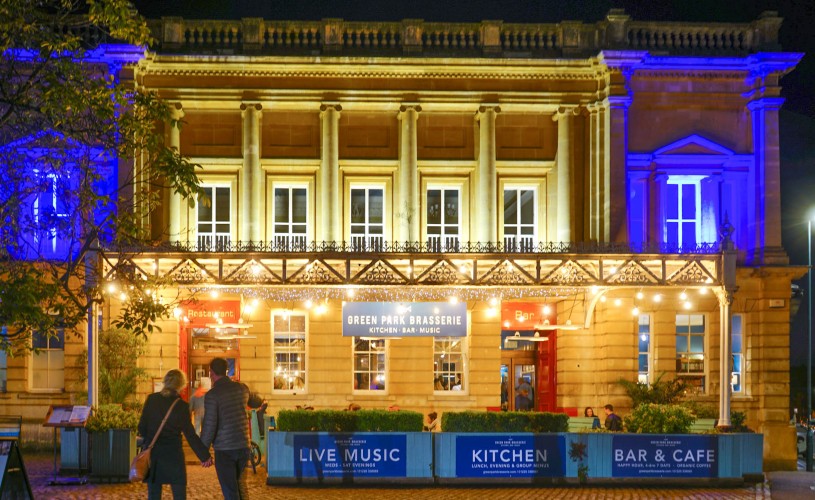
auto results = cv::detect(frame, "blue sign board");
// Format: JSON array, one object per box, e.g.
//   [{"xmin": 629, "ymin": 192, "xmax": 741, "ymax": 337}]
[
  {"xmin": 612, "ymin": 435, "xmax": 717, "ymax": 478},
  {"xmin": 342, "ymin": 302, "xmax": 467, "ymax": 337},
  {"xmin": 455, "ymin": 434, "xmax": 565, "ymax": 478},
  {"xmin": 293, "ymin": 434, "xmax": 407, "ymax": 478}
]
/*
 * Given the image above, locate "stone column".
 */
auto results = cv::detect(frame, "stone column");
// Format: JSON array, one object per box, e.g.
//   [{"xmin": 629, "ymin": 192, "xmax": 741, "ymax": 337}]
[
  {"xmin": 586, "ymin": 103, "xmax": 603, "ymax": 242},
  {"xmin": 241, "ymin": 103, "xmax": 263, "ymax": 244},
  {"xmin": 553, "ymin": 107, "xmax": 574, "ymax": 243},
  {"xmin": 168, "ymin": 103, "xmax": 186, "ymax": 244},
  {"xmin": 603, "ymin": 94, "xmax": 631, "ymax": 244},
  {"xmin": 475, "ymin": 105, "xmax": 500, "ymax": 245},
  {"xmin": 398, "ymin": 105, "xmax": 421, "ymax": 243},
  {"xmin": 747, "ymin": 97, "xmax": 786, "ymax": 265},
  {"xmin": 717, "ymin": 227, "xmax": 738, "ymax": 428},
  {"xmin": 320, "ymin": 104, "xmax": 342, "ymax": 243}
]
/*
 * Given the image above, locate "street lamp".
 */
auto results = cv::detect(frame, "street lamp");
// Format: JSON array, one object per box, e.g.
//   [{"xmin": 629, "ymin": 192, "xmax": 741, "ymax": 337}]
[{"xmin": 808, "ymin": 218, "xmax": 814, "ymax": 472}]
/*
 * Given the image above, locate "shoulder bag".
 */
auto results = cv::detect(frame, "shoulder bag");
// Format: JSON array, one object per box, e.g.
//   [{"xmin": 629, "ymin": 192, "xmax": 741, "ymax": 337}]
[{"xmin": 129, "ymin": 398, "xmax": 181, "ymax": 482}]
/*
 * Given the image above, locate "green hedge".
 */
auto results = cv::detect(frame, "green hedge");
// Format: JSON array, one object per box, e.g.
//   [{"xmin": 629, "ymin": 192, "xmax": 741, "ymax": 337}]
[
  {"xmin": 624, "ymin": 403, "xmax": 695, "ymax": 433},
  {"xmin": 442, "ymin": 411, "xmax": 568, "ymax": 433},
  {"xmin": 277, "ymin": 409, "xmax": 423, "ymax": 432}
]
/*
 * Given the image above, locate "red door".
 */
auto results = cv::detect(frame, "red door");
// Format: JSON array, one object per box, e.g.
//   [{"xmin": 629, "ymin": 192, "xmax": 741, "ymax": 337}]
[{"xmin": 536, "ymin": 331, "xmax": 557, "ymax": 412}]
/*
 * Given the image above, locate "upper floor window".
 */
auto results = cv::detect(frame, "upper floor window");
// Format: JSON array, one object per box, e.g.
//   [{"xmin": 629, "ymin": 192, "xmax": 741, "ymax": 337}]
[
  {"xmin": 30, "ymin": 323, "xmax": 65, "ymax": 391},
  {"xmin": 273, "ymin": 186, "xmax": 308, "ymax": 250},
  {"xmin": 353, "ymin": 338, "xmax": 386, "ymax": 392},
  {"xmin": 503, "ymin": 187, "xmax": 536, "ymax": 251},
  {"xmin": 350, "ymin": 187, "xmax": 384, "ymax": 251},
  {"xmin": 433, "ymin": 336, "xmax": 466, "ymax": 392},
  {"xmin": 272, "ymin": 312, "xmax": 307, "ymax": 393},
  {"xmin": 198, "ymin": 185, "xmax": 231, "ymax": 251},
  {"xmin": 665, "ymin": 176, "xmax": 704, "ymax": 251},
  {"xmin": 427, "ymin": 188, "xmax": 460, "ymax": 252},
  {"xmin": 637, "ymin": 314, "xmax": 651, "ymax": 385},
  {"xmin": 732, "ymin": 314, "xmax": 744, "ymax": 393},
  {"xmin": 34, "ymin": 173, "xmax": 70, "ymax": 252},
  {"xmin": 676, "ymin": 313, "xmax": 705, "ymax": 393}
]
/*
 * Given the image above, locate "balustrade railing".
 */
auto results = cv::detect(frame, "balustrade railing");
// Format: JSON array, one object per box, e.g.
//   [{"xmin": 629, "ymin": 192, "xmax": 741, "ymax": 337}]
[{"xmin": 147, "ymin": 11, "xmax": 782, "ymax": 56}]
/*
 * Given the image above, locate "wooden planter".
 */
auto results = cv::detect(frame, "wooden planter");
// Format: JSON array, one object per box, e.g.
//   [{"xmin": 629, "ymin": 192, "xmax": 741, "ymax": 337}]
[{"xmin": 90, "ymin": 429, "xmax": 136, "ymax": 482}]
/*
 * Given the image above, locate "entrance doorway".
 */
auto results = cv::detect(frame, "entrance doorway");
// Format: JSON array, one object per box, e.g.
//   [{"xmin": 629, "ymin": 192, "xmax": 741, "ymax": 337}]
[
  {"xmin": 501, "ymin": 350, "xmax": 535, "ymax": 411},
  {"xmin": 500, "ymin": 331, "xmax": 557, "ymax": 412}
]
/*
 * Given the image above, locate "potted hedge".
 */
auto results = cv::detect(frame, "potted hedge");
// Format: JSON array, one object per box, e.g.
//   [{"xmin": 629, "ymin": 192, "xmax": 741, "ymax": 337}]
[{"xmin": 86, "ymin": 404, "xmax": 139, "ymax": 482}]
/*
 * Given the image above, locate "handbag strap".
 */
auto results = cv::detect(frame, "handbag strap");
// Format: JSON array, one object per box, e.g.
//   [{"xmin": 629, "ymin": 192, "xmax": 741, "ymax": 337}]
[{"xmin": 145, "ymin": 397, "xmax": 181, "ymax": 450}]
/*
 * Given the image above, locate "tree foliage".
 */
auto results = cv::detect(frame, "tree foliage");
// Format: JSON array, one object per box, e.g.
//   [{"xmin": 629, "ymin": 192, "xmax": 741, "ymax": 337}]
[
  {"xmin": 0, "ymin": 0, "xmax": 202, "ymax": 350},
  {"xmin": 75, "ymin": 327, "xmax": 148, "ymax": 404},
  {"xmin": 616, "ymin": 372, "xmax": 690, "ymax": 408}
]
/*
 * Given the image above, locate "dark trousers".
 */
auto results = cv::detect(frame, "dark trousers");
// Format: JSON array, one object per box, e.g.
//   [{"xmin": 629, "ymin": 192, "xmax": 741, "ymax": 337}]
[
  {"xmin": 214, "ymin": 448, "xmax": 250, "ymax": 500},
  {"xmin": 147, "ymin": 482, "xmax": 185, "ymax": 500}
]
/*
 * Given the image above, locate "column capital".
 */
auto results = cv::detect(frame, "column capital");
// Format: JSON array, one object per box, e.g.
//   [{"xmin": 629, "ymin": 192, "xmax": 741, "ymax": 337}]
[
  {"xmin": 319, "ymin": 103, "xmax": 342, "ymax": 118},
  {"xmin": 398, "ymin": 104, "xmax": 422, "ymax": 119},
  {"xmin": 169, "ymin": 102, "xmax": 184, "ymax": 121},
  {"xmin": 746, "ymin": 97, "xmax": 785, "ymax": 111},
  {"xmin": 240, "ymin": 102, "xmax": 263, "ymax": 112},
  {"xmin": 552, "ymin": 106, "xmax": 580, "ymax": 122},
  {"xmin": 476, "ymin": 104, "xmax": 501, "ymax": 115}
]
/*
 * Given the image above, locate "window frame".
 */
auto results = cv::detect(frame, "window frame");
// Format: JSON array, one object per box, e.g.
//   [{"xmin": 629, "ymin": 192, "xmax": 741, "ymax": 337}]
[
  {"xmin": 349, "ymin": 184, "xmax": 386, "ymax": 251},
  {"xmin": 731, "ymin": 314, "xmax": 744, "ymax": 394},
  {"xmin": 29, "ymin": 323, "xmax": 65, "ymax": 393},
  {"xmin": 433, "ymin": 336, "xmax": 468, "ymax": 394},
  {"xmin": 271, "ymin": 310, "xmax": 308, "ymax": 394},
  {"xmin": 272, "ymin": 183, "xmax": 310, "ymax": 251},
  {"xmin": 664, "ymin": 175, "xmax": 704, "ymax": 250},
  {"xmin": 425, "ymin": 186, "xmax": 461, "ymax": 252},
  {"xmin": 352, "ymin": 337, "xmax": 388, "ymax": 394},
  {"xmin": 500, "ymin": 184, "xmax": 539, "ymax": 251},
  {"xmin": 637, "ymin": 313, "xmax": 652, "ymax": 385},
  {"xmin": 675, "ymin": 313, "xmax": 706, "ymax": 393}
]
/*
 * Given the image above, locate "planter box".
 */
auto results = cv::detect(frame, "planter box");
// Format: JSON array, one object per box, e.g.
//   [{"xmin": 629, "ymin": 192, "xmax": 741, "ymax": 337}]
[
  {"xmin": 435, "ymin": 432, "xmax": 763, "ymax": 485},
  {"xmin": 267, "ymin": 432, "xmax": 432, "ymax": 485},
  {"xmin": 90, "ymin": 429, "xmax": 136, "ymax": 482}
]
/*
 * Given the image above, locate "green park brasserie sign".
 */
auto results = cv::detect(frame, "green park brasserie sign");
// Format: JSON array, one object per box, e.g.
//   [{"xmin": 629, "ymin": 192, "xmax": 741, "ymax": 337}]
[{"xmin": 342, "ymin": 302, "xmax": 467, "ymax": 337}]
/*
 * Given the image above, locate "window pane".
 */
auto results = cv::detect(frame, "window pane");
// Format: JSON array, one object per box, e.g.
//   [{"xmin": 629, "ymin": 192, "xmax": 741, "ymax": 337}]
[
  {"xmin": 682, "ymin": 222, "xmax": 696, "ymax": 246},
  {"xmin": 667, "ymin": 222, "xmax": 678, "ymax": 246},
  {"xmin": 351, "ymin": 190, "xmax": 366, "ymax": 224},
  {"xmin": 369, "ymin": 190, "xmax": 383, "ymax": 224},
  {"xmin": 199, "ymin": 187, "xmax": 213, "ymax": 222},
  {"xmin": 445, "ymin": 190, "xmax": 459, "ymax": 223},
  {"xmin": 427, "ymin": 190, "xmax": 441, "ymax": 225},
  {"xmin": 504, "ymin": 190, "xmax": 517, "ymax": 224},
  {"xmin": 215, "ymin": 188, "xmax": 230, "ymax": 222},
  {"xmin": 32, "ymin": 331, "xmax": 48, "ymax": 349},
  {"xmin": 638, "ymin": 354, "xmax": 648, "ymax": 372},
  {"xmin": 274, "ymin": 189, "xmax": 289, "ymax": 223},
  {"xmin": 676, "ymin": 336, "xmax": 688, "ymax": 353},
  {"xmin": 681, "ymin": 184, "xmax": 696, "ymax": 218},
  {"xmin": 690, "ymin": 335, "xmax": 704, "ymax": 353},
  {"xmin": 666, "ymin": 184, "xmax": 678, "ymax": 219},
  {"xmin": 292, "ymin": 188, "xmax": 307, "ymax": 223},
  {"xmin": 638, "ymin": 335, "xmax": 649, "ymax": 353},
  {"xmin": 519, "ymin": 190, "xmax": 534, "ymax": 224}
]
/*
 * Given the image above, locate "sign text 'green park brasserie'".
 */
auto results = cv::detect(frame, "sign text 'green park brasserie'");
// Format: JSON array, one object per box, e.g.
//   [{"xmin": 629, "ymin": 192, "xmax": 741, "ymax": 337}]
[{"xmin": 342, "ymin": 302, "xmax": 467, "ymax": 337}]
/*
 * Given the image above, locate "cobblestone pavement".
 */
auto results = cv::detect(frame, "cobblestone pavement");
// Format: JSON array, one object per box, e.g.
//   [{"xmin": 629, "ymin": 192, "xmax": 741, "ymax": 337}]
[{"xmin": 22, "ymin": 453, "xmax": 772, "ymax": 499}]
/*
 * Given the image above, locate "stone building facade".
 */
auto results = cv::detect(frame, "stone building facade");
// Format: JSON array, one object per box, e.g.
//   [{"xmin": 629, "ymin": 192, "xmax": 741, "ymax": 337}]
[{"xmin": 1, "ymin": 11, "xmax": 804, "ymax": 470}]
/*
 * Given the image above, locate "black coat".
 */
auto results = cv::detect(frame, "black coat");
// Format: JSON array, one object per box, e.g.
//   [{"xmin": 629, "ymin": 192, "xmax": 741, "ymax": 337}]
[{"xmin": 138, "ymin": 392, "xmax": 210, "ymax": 485}]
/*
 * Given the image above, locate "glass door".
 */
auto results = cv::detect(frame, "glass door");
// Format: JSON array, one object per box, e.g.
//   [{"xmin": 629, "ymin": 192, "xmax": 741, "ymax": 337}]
[{"xmin": 500, "ymin": 350, "xmax": 536, "ymax": 411}]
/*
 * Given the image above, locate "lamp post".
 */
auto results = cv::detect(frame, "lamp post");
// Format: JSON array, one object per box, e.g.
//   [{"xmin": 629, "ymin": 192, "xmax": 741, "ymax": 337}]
[{"xmin": 808, "ymin": 218, "xmax": 813, "ymax": 472}]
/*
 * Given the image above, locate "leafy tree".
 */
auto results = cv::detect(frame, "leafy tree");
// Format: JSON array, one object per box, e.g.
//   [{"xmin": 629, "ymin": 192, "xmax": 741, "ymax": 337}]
[
  {"xmin": 616, "ymin": 372, "xmax": 689, "ymax": 408},
  {"xmin": 75, "ymin": 328, "xmax": 148, "ymax": 404},
  {"xmin": 0, "ymin": 0, "xmax": 202, "ymax": 351}
]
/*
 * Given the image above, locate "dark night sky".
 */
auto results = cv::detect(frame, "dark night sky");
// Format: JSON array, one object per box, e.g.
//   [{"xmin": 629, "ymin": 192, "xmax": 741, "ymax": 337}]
[{"xmin": 133, "ymin": 0, "xmax": 815, "ymax": 364}]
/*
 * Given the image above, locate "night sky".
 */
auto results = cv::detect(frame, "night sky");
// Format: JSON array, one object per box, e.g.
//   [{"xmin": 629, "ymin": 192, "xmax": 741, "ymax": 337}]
[{"xmin": 132, "ymin": 0, "xmax": 815, "ymax": 365}]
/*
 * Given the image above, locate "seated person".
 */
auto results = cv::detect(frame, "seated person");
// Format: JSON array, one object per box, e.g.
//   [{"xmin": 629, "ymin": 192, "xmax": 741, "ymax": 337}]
[
  {"xmin": 584, "ymin": 406, "xmax": 601, "ymax": 429},
  {"xmin": 424, "ymin": 411, "xmax": 440, "ymax": 432},
  {"xmin": 604, "ymin": 404, "xmax": 623, "ymax": 431}
]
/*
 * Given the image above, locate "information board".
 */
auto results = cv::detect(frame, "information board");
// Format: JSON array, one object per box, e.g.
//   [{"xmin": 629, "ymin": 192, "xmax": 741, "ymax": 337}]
[
  {"xmin": 0, "ymin": 417, "xmax": 33, "ymax": 499},
  {"xmin": 455, "ymin": 434, "xmax": 566, "ymax": 478},
  {"xmin": 611, "ymin": 434, "xmax": 717, "ymax": 478},
  {"xmin": 44, "ymin": 405, "xmax": 90, "ymax": 428},
  {"xmin": 293, "ymin": 434, "xmax": 407, "ymax": 478}
]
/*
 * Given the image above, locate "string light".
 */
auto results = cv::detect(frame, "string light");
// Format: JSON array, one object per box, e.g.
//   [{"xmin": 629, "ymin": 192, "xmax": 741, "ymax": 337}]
[
  {"xmin": 636, "ymin": 290, "xmax": 644, "ymax": 300},
  {"xmin": 653, "ymin": 294, "xmax": 662, "ymax": 303},
  {"xmin": 679, "ymin": 290, "xmax": 688, "ymax": 301},
  {"xmin": 632, "ymin": 306, "xmax": 640, "ymax": 316}
]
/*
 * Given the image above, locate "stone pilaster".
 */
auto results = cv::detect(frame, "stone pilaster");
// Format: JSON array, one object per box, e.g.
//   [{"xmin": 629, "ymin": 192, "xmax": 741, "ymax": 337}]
[
  {"xmin": 475, "ymin": 105, "xmax": 500, "ymax": 244},
  {"xmin": 241, "ymin": 103, "xmax": 263, "ymax": 243},
  {"xmin": 398, "ymin": 105, "xmax": 421, "ymax": 243},
  {"xmin": 553, "ymin": 107, "xmax": 575, "ymax": 243},
  {"xmin": 168, "ymin": 103, "xmax": 186, "ymax": 243},
  {"xmin": 320, "ymin": 103, "xmax": 342, "ymax": 243}
]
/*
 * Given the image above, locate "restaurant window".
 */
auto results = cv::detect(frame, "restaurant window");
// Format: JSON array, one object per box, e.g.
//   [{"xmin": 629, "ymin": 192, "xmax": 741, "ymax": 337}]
[
  {"xmin": 676, "ymin": 313, "xmax": 705, "ymax": 392},
  {"xmin": 30, "ymin": 322, "xmax": 65, "ymax": 391},
  {"xmin": 272, "ymin": 312, "xmax": 307, "ymax": 393},
  {"xmin": 350, "ymin": 187, "xmax": 384, "ymax": 251},
  {"xmin": 433, "ymin": 336, "xmax": 466, "ymax": 392},
  {"xmin": 503, "ymin": 187, "xmax": 536, "ymax": 251},
  {"xmin": 732, "ymin": 314, "xmax": 744, "ymax": 393},
  {"xmin": 273, "ymin": 186, "xmax": 308, "ymax": 250},
  {"xmin": 197, "ymin": 185, "xmax": 232, "ymax": 251},
  {"xmin": 637, "ymin": 314, "xmax": 651, "ymax": 385},
  {"xmin": 353, "ymin": 338, "xmax": 386, "ymax": 392},
  {"xmin": 426, "ymin": 188, "xmax": 460, "ymax": 252}
]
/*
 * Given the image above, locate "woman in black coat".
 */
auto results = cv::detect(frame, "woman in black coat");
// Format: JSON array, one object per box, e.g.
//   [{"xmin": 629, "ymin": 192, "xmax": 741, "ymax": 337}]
[{"xmin": 138, "ymin": 369, "xmax": 211, "ymax": 500}]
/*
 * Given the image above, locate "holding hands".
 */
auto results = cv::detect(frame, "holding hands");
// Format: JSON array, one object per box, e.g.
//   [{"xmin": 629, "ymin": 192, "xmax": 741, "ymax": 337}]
[{"xmin": 201, "ymin": 457, "xmax": 213, "ymax": 468}]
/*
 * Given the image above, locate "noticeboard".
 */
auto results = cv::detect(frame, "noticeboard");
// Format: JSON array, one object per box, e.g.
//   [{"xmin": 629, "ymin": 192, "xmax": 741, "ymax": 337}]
[
  {"xmin": 0, "ymin": 417, "xmax": 33, "ymax": 498},
  {"xmin": 44, "ymin": 406, "xmax": 91, "ymax": 428}
]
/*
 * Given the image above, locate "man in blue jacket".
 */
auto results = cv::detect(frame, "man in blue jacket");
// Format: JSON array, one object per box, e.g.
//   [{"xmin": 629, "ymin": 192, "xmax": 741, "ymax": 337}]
[
  {"xmin": 604, "ymin": 404, "xmax": 623, "ymax": 431},
  {"xmin": 201, "ymin": 358, "xmax": 250, "ymax": 499}
]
